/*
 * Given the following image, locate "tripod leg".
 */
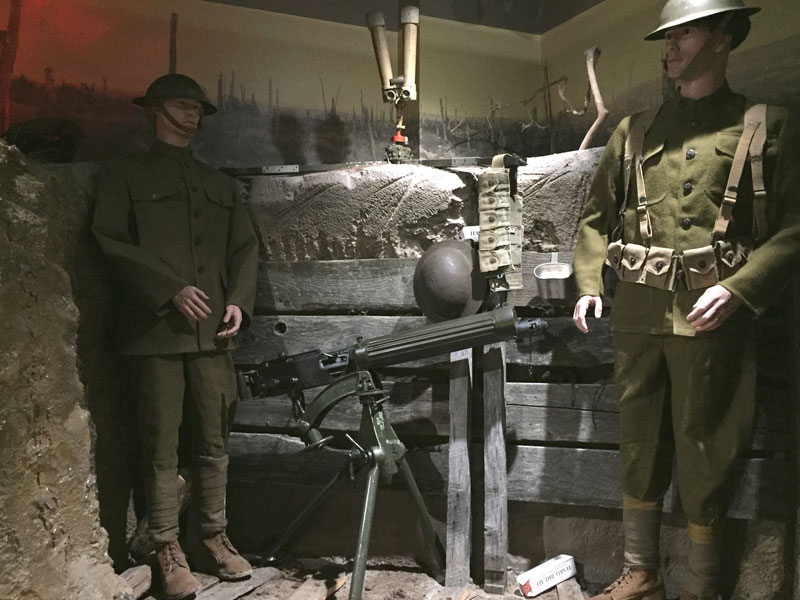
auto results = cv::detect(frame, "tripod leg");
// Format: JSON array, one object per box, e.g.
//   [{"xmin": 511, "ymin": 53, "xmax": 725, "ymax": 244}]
[
  {"xmin": 398, "ymin": 457, "xmax": 446, "ymax": 578},
  {"xmin": 349, "ymin": 463, "xmax": 380, "ymax": 600},
  {"xmin": 264, "ymin": 464, "xmax": 352, "ymax": 562}
]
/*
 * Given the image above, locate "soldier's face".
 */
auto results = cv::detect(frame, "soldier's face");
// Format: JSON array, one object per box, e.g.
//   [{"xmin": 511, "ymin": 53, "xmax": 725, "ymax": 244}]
[
  {"xmin": 161, "ymin": 97, "xmax": 203, "ymax": 130},
  {"xmin": 664, "ymin": 23, "xmax": 715, "ymax": 80}
]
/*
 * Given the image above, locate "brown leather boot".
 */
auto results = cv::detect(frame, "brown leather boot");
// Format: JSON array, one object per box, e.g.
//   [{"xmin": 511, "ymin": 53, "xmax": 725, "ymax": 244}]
[
  {"xmin": 589, "ymin": 568, "xmax": 665, "ymax": 600},
  {"xmin": 155, "ymin": 541, "xmax": 201, "ymax": 600},
  {"xmin": 679, "ymin": 591, "xmax": 717, "ymax": 600},
  {"xmin": 194, "ymin": 531, "xmax": 253, "ymax": 581}
]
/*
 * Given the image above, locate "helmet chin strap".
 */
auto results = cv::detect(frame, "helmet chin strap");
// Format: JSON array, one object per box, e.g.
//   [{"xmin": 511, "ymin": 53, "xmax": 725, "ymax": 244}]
[{"xmin": 156, "ymin": 103, "xmax": 202, "ymax": 135}]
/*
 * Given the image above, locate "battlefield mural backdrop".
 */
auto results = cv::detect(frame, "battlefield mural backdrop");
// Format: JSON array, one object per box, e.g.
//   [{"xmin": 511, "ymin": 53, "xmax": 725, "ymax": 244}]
[{"xmin": 0, "ymin": 0, "xmax": 797, "ymax": 167}]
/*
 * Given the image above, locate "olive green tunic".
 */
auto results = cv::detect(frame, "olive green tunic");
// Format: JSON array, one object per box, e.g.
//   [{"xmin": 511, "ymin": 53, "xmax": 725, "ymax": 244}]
[
  {"xmin": 93, "ymin": 139, "xmax": 259, "ymax": 544},
  {"xmin": 573, "ymin": 83, "xmax": 800, "ymax": 530},
  {"xmin": 574, "ymin": 82, "xmax": 800, "ymax": 336},
  {"xmin": 93, "ymin": 139, "xmax": 258, "ymax": 354}
]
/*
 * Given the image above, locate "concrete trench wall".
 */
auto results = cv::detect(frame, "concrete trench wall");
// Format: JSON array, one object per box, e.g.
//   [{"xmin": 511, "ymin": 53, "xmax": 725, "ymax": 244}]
[{"xmin": 0, "ymin": 138, "xmax": 791, "ymax": 598}]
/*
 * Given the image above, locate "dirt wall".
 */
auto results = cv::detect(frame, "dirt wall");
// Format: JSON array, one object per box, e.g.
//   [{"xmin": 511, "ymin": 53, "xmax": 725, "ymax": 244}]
[{"xmin": 0, "ymin": 142, "xmax": 130, "ymax": 599}]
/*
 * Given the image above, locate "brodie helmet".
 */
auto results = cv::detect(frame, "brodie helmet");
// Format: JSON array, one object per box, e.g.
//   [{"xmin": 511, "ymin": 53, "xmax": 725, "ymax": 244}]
[
  {"xmin": 413, "ymin": 240, "xmax": 487, "ymax": 323},
  {"xmin": 645, "ymin": 0, "xmax": 760, "ymax": 48},
  {"xmin": 133, "ymin": 73, "xmax": 216, "ymax": 115}
]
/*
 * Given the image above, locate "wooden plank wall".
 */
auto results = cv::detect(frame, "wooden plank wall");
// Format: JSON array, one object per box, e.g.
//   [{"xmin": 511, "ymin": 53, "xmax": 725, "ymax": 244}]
[{"xmin": 231, "ymin": 254, "xmax": 795, "ymax": 523}]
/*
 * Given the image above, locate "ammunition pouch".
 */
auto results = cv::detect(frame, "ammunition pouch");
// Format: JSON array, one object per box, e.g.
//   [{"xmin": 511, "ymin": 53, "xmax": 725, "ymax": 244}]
[
  {"xmin": 606, "ymin": 241, "xmax": 677, "ymax": 290},
  {"xmin": 681, "ymin": 245, "xmax": 718, "ymax": 291},
  {"xmin": 605, "ymin": 238, "xmax": 752, "ymax": 292}
]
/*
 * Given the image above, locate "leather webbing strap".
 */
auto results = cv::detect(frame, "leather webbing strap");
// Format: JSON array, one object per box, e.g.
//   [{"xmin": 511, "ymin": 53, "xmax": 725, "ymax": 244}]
[
  {"xmin": 748, "ymin": 103, "xmax": 768, "ymax": 240},
  {"xmin": 616, "ymin": 108, "xmax": 658, "ymax": 243},
  {"xmin": 634, "ymin": 149, "xmax": 653, "ymax": 245},
  {"xmin": 712, "ymin": 102, "xmax": 767, "ymax": 241}
]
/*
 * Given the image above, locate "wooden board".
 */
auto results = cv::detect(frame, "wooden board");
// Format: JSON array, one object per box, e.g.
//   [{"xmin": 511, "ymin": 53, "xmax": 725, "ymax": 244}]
[
  {"xmin": 143, "ymin": 567, "xmax": 278, "ymax": 600},
  {"xmin": 445, "ymin": 350, "xmax": 473, "ymax": 588},
  {"xmin": 255, "ymin": 259, "xmax": 419, "ymax": 314},
  {"xmin": 233, "ymin": 381, "xmax": 789, "ymax": 451},
  {"xmin": 482, "ymin": 343, "xmax": 508, "ymax": 595},
  {"xmin": 234, "ymin": 315, "xmax": 613, "ymax": 368},
  {"xmin": 195, "ymin": 567, "xmax": 279, "ymax": 599},
  {"xmin": 253, "ymin": 253, "xmax": 580, "ymax": 315},
  {"xmin": 227, "ymin": 433, "xmax": 792, "ymax": 521}
]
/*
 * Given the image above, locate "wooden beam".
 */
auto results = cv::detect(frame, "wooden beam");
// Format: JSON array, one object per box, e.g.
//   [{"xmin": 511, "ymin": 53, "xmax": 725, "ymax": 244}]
[
  {"xmin": 252, "ymin": 252, "xmax": 590, "ymax": 315},
  {"xmin": 445, "ymin": 350, "xmax": 472, "ymax": 588},
  {"xmin": 233, "ymin": 381, "xmax": 790, "ymax": 451},
  {"xmin": 227, "ymin": 433, "xmax": 793, "ymax": 521},
  {"xmin": 255, "ymin": 259, "xmax": 419, "ymax": 314},
  {"xmin": 482, "ymin": 343, "xmax": 507, "ymax": 595}
]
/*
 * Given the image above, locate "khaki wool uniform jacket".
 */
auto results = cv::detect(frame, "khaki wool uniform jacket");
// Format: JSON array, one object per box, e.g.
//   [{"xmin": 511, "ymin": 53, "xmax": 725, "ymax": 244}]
[
  {"xmin": 574, "ymin": 83, "xmax": 800, "ymax": 336},
  {"xmin": 93, "ymin": 139, "xmax": 259, "ymax": 355}
]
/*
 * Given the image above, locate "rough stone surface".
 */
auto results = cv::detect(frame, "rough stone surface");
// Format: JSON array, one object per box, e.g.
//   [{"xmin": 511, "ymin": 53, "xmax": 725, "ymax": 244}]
[
  {"xmin": 543, "ymin": 514, "xmax": 790, "ymax": 598},
  {"xmin": 0, "ymin": 142, "xmax": 130, "ymax": 599},
  {"xmin": 457, "ymin": 148, "xmax": 603, "ymax": 253},
  {"xmin": 246, "ymin": 148, "xmax": 602, "ymax": 261}
]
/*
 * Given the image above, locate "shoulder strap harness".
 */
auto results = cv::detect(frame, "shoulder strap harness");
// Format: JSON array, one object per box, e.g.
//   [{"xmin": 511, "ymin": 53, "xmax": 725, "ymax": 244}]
[{"xmin": 617, "ymin": 102, "xmax": 768, "ymax": 245}]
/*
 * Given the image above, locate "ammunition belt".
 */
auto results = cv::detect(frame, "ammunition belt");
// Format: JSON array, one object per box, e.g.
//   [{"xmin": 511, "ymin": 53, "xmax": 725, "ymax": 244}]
[{"xmin": 605, "ymin": 239, "xmax": 752, "ymax": 292}]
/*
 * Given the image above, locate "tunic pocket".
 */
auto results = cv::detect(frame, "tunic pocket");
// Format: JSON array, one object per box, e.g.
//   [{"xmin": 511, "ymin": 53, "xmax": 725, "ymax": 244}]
[
  {"xmin": 130, "ymin": 181, "xmax": 181, "ymax": 203},
  {"xmin": 204, "ymin": 180, "xmax": 235, "ymax": 208}
]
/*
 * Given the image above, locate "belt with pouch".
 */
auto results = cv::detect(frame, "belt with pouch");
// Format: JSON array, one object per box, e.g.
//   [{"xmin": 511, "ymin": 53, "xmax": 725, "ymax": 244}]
[{"xmin": 605, "ymin": 239, "xmax": 751, "ymax": 292}]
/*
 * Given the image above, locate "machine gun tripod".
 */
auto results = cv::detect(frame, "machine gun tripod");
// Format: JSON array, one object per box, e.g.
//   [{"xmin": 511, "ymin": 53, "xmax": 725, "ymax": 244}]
[
  {"xmin": 237, "ymin": 306, "xmax": 547, "ymax": 600},
  {"xmin": 260, "ymin": 370, "xmax": 444, "ymax": 600}
]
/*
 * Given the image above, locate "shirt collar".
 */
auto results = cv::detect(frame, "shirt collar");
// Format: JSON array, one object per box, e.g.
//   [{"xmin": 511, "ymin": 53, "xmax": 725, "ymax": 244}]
[
  {"xmin": 149, "ymin": 138, "xmax": 194, "ymax": 160},
  {"xmin": 674, "ymin": 80, "xmax": 736, "ymax": 115}
]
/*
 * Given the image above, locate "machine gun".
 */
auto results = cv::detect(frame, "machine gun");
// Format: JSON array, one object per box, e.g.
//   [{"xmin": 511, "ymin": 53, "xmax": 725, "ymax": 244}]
[{"xmin": 237, "ymin": 305, "xmax": 546, "ymax": 600}]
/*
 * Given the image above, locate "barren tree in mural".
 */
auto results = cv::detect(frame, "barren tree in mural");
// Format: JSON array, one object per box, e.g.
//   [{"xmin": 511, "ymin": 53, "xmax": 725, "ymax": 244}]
[{"xmin": 0, "ymin": 0, "xmax": 21, "ymax": 133}]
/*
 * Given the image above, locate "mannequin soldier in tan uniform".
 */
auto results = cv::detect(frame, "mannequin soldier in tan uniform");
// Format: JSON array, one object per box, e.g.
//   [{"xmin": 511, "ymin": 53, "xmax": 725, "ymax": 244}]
[
  {"xmin": 572, "ymin": 1, "xmax": 800, "ymax": 599},
  {"xmin": 93, "ymin": 74, "xmax": 259, "ymax": 600}
]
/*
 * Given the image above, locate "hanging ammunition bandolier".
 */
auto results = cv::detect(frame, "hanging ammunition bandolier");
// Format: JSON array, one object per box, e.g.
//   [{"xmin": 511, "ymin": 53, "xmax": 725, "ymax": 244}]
[
  {"xmin": 477, "ymin": 154, "xmax": 525, "ymax": 291},
  {"xmin": 605, "ymin": 103, "xmax": 768, "ymax": 292}
]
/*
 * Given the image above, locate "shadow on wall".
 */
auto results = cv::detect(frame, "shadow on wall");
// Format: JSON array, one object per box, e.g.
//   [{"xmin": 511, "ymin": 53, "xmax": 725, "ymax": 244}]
[{"xmin": 272, "ymin": 111, "xmax": 307, "ymax": 166}]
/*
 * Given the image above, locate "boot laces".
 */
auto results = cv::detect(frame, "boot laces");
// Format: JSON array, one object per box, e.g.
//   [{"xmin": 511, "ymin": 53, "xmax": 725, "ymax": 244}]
[
  {"xmin": 216, "ymin": 532, "xmax": 239, "ymax": 556},
  {"xmin": 606, "ymin": 569, "xmax": 635, "ymax": 591},
  {"xmin": 162, "ymin": 541, "xmax": 188, "ymax": 572}
]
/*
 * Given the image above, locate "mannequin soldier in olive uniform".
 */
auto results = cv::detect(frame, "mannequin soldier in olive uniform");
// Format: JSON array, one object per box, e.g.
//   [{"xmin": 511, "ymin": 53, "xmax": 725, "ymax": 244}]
[
  {"xmin": 572, "ymin": 1, "xmax": 800, "ymax": 599},
  {"xmin": 93, "ymin": 74, "xmax": 259, "ymax": 600}
]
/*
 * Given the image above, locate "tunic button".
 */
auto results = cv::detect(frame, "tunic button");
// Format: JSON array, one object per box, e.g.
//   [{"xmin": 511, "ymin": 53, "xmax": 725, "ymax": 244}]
[
  {"xmin": 191, "ymin": 185, "xmax": 198, "ymax": 192},
  {"xmin": 680, "ymin": 217, "xmax": 693, "ymax": 230},
  {"xmin": 194, "ymin": 237, "xmax": 202, "ymax": 246},
  {"xmin": 194, "ymin": 209, "xmax": 201, "ymax": 218},
  {"xmin": 683, "ymin": 182, "xmax": 693, "ymax": 195},
  {"xmin": 197, "ymin": 265, "xmax": 205, "ymax": 274},
  {"xmin": 690, "ymin": 120, "xmax": 700, "ymax": 128},
  {"xmin": 686, "ymin": 148, "xmax": 696, "ymax": 159}
]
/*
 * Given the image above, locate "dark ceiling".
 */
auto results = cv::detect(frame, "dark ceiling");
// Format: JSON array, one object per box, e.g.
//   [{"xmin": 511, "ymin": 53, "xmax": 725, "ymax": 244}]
[{"xmin": 202, "ymin": 0, "xmax": 606, "ymax": 34}]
